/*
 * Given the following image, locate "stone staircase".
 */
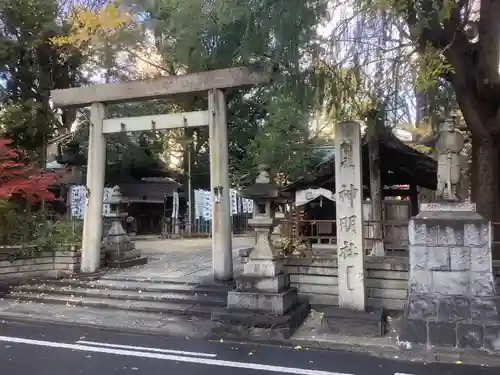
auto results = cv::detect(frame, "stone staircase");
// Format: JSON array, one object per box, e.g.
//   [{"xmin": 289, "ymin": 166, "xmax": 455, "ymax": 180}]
[{"xmin": 5, "ymin": 276, "xmax": 234, "ymax": 317}]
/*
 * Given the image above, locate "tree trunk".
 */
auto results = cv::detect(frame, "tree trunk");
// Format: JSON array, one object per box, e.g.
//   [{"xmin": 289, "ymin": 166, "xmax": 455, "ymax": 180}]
[
  {"xmin": 367, "ymin": 110, "xmax": 385, "ymax": 256},
  {"xmin": 473, "ymin": 136, "xmax": 499, "ymax": 219},
  {"xmin": 470, "ymin": 135, "xmax": 479, "ymax": 203},
  {"xmin": 472, "ymin": 134, "xmax": 500, "ymax": 259}
]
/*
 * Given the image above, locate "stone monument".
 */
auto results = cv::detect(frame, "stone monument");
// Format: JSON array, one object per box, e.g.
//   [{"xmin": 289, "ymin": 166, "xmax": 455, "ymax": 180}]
[
  {"xmin": 102, "ymin": 186, "xmax": 148, "ymax": 268},
  {"xmin": 320, "ymin": 120, "xmax": 385, "ymax": 337},
  {"xmin": 401, "ymin": 117, "xmax": 500, "ymax": 351},
  {"xmin": 211, "ymin": 165, "xmax": 310, "ymax": 339}
]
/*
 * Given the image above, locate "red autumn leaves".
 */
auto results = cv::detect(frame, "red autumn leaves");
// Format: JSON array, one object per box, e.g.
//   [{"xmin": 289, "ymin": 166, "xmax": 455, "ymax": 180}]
[{"xmin": 0, "ymin": 138, "xmax": 58, "ymax": 202}]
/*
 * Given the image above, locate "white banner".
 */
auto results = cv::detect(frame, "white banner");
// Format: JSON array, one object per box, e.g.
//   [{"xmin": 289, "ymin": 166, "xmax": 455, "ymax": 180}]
[
  {"xmin": 69, "ymin": 185, "xmax": 114, "ymax": 219},
  {"xmin": 69, "ymin": 185, "xmax": 85, "ymax": 219},
  {"xmin": 172, "ymin": 190, "xmax": 179, "ymax": 219},
  {"xmin": 194, "ymin": 189, "xmax": 204, "ymax": 218},
  {"xmin": 203, "ymin": 190, "xmax": 212, "ymax": 220},
  {"xmin": 246, "ymin": 198, "xmax": 254, "ymax": 214},
  {"xmin": 102, "ymin": 187, "xmax": 113, "ymax": 215},
  {"xmin": 230, "ymin": 189, "xmax": 238, "ymax": 216}
]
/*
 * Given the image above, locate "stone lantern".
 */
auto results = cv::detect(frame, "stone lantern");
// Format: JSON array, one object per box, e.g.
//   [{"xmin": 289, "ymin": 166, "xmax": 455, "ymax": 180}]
[
  {"xmin": 57, "ymin": 140, "xmax": 86, "ymax": 166},
  {"xmin": 55, "ymin": 140, "xmax": 86, "ymax": 185},
  {"xmin": 242, "ymin": 165, "xmax": 281, "ymax": 262},
  {"xmin": 102, "ymin": 186, "xmax": 147, "ymax": 268},
  {"xmin": 215, "ymin": 165, "xmax": 309, "ymax": 338}
]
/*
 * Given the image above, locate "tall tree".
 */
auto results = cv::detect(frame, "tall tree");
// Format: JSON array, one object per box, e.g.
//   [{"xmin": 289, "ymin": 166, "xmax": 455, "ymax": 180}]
[
  {"xmin": 136, "ymin": 0, "xmax": 329, "ymax": 186},
  {"xmin": 337, "ymin": 0, "xmax": 500, "ymax": 223},
  {"xmin": 53, "ymin": 0, "xmax": 330, "ymax": 188},
  {"xmin": 0, "ymin": 0, "xmax": 83, "ymax": 160}
]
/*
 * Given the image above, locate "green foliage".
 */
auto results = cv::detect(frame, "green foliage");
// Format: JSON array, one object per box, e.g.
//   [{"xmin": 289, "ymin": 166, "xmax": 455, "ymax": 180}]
[
  {"xmin": 5, "ymin": 0, "xmax": 332, "ymax": 188},
  {"xmin": 131, "ymin": 0, "xmax": 329, "ymax": 186},
  {"xmin": 312, "ymin": 63, "xmax": 368, "ymax": 122},
  {"xmin": 246, "ymin": 88, "xmax": 320, "ymax": 186},
  {"xmin": 0, "ymin": 200, "xmax": 81, "ymax": 249},
  {"xmin": 47, "ymin": 218, "xmax": 83, "ymax": 247},
  {"xmin": 415, "ymin": 45, "xmax": 454, "ymax": 92},
  {"xmin": 0, "ymin": 0, "xmax": 84, "ymax": 157},
  {"xmin": 73, "ymin": 111, "xmax": 170, "ymax": 184}
]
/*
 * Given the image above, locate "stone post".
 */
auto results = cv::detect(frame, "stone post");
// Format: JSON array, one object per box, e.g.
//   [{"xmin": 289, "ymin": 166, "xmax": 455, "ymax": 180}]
[
  {"xmin": 80, "ymin": 103, "xmax": 107, "ymax": 274},
  {"xmin": 334, "ymin": 121, "xmax": 366, "ymax": 310},
  {"xmin": 208, "ymin": 89, "xmax": 233, "ymax": 282}
]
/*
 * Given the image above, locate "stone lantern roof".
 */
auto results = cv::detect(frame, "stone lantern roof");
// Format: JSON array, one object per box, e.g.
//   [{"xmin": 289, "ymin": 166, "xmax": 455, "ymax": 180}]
[
  {"xmin": 104, "ymin": 185, "xmax": 129, "ymax": 205},
  {"xmin": 241, "ymin": 165, "xmax": 291, "ymax": 201}
]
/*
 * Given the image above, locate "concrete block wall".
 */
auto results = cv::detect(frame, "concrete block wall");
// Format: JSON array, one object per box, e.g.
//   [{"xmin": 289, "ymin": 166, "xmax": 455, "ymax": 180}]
[
  {"xmin": 285, "ymin": 257, "xmax": 409, "ymax": 310},
  {"xmin": 0, "ymin": 246, "xmax": 105, "ymax": 280},
  {"xmin": 238, "ymin": 250, "xmax": 500, "ymax": 311}
]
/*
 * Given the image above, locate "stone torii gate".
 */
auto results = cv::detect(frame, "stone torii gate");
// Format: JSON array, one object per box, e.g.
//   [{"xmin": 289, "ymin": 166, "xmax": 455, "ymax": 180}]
[{"xmin": 50, "ymin": 65, "xmax": 271, "ymax": 281}]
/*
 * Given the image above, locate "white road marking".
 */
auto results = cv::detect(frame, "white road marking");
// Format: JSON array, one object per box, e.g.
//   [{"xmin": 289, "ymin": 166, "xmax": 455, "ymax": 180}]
[
  {"xmin": 0, "ymin": 335, "xmax": 353, "ymax": 375},
  {"xmin": 394, "ymin": 373, "xmax": 416, "ymax": 375},
  {"xmin": 76, "ymin": 340, "xmax": 217, "ymax": 358}
]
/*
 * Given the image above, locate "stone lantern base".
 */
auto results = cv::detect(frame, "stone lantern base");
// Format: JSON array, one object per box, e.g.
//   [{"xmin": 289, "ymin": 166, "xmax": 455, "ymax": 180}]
[
  {"xmin": 212, "ymin": 224, "xmax": 310, "ymax": 339},
  {"xmin": 103, "ymin": 219, "xmax": 148, "ymax": 269}
]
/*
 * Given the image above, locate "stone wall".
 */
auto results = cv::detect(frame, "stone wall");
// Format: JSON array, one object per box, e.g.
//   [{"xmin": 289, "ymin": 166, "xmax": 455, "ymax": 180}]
[
  {"xmin": 402, "ymin": 204, "xmax": 500, "ymax": 350},
  {"xmin": 238, "ymin": 250, "xmax": 500, "ymax": 311},
  {"xmin": 0, "ymin": 246, "xmax": 106, "ymax": 280}
]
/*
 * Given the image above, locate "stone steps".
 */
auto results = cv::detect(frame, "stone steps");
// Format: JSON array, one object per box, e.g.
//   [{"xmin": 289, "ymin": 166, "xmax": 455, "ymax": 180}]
[
  {"xmin": 5, "ymin": 277, "xmax": 234, "ymax": 318},
  {"xmin": 19, "ymin": 277, "xmax": 232, "ymax": 295},
  {"xmin": 7, "ymin": 292, "xmax": 225, "ymax": 317},
  {"xmin": 9, "ymin": 285, "xmax": 227, "ymax": 307}
]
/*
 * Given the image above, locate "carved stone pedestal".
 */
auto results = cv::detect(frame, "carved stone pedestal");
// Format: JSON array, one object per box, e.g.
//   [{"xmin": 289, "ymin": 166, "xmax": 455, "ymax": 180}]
[
  {"xmin": 227, "ymin": 248, "xmax": 298, "ymax": 316},
  {"xmin": 401, "ymin": 203, "xmax": 500, "ymax": 351},
  {"xmin": 103, "ymin": 220, "xmax": 148, "ymax": 268},
  {"xmin": 102, "ymin": 186, "xmax": 148, "ymax": 269}
]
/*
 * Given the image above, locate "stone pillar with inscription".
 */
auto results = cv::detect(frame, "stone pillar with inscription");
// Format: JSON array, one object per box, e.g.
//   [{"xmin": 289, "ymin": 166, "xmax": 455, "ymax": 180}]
[
  {"xmin": 335, "ymin": 121, "xmax": 366, "ymax": 310},
  {"xmin": 401, "ymin": 116, "xmax": 500, "ymax": 351},
  {"xmin": 321, "ymin": 121, "xmax": 385, "ymax": 337}
]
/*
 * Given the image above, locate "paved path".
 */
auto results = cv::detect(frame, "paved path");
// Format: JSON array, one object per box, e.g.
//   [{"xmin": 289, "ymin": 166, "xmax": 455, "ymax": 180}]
[
  {"xmin": 106, "ymin": 237, "xmax": 254, "ymax": 279},
  {"xmin": 0, "ymin": 320, "xmax": 496, "ymax": 375}
]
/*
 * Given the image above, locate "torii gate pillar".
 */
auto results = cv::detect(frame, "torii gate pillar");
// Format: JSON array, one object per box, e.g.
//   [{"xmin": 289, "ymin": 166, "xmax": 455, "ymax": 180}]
[
  {"xmin": 81, "ymin": 102, "xmax": 107, "ymax": 273},
  {"xmin": 208, "ymin": 89, "xmax": 233, "ymax": 281}
]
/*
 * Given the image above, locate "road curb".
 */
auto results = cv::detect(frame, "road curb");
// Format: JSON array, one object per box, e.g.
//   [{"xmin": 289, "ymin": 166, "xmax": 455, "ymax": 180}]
[{"xmin": 1, "ymin": 310, "xmax": 500, "ymax": 368}]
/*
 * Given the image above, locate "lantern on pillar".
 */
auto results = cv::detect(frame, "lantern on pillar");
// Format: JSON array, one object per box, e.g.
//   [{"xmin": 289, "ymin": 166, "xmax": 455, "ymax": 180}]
[
  {"xmin": 240, "ymin": 165, "xmax": 287, "ymax": 260},
  {"xmin": 222, "ymin": 164, "xmax": 306, "ymax": 326}
]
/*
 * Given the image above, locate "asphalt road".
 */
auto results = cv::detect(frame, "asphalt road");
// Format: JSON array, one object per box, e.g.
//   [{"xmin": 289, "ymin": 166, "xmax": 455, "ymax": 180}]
[{"xmin": 0, "ymin": 320, "xmax": 497, "ymax": 375}]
